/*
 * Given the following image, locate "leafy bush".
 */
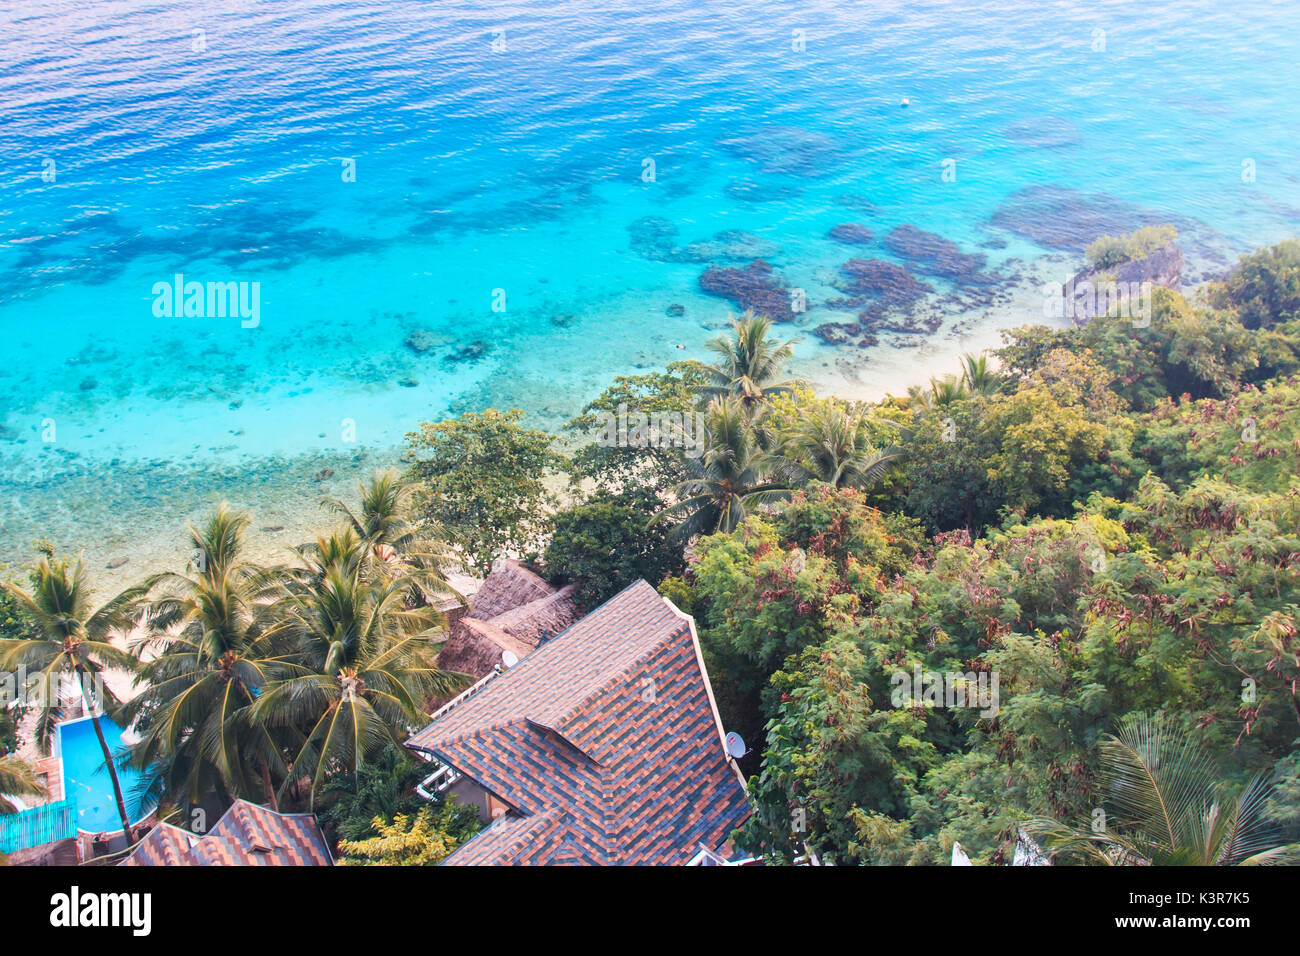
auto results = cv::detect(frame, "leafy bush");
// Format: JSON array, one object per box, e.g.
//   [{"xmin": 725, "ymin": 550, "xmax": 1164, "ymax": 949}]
[
  {"xmin": 543, "ymin": 489, "xmax": 684, "ymax": 609},
  {"xmin": 337, "ymin": 802, "xmax": 480, "ymax": 866},
  {"xmin": 1132, "ymin": 375, "xmax": 1300, "ymax": 494},
  {"xmin": 1220, "ymin": 238, "xmax": 1300, "ymax": 330},
  {"xmin": 564, "ymin": 360, "xmax": 706, "ymax": 503},
  {"xmin": 1084, "ymin": 224, "xmax": 1177, "ymax": 269},
  {"xmin": 314, "ymin": 744, "xmax": 432, "ymax": 844},
  {"xmin": 405, "ymin": 408, "xmax": 567, "ymax": 575},
  {"xmin": 732, "ymin": 475, "xmax": 1300, "ymax": 864}
]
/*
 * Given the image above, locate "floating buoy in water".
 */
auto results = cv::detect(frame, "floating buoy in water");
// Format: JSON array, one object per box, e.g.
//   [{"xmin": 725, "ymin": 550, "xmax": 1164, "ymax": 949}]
[{"xmin": 901, "ymin": 97, "xmax": 910, "ymax": 107}]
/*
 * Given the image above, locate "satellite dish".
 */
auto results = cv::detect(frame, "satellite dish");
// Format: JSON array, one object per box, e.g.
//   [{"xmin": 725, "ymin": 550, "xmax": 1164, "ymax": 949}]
[
  {"xmin": 725, "ymin": 731, "xmax": 746, "ymax": 759},
  {"xmin": 501, "ymin": 650, "xmax": 519, "ymax": 668}
]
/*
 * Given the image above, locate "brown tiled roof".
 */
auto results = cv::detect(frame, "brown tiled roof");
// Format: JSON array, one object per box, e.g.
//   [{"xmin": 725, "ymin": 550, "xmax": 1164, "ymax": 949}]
[
  {"xmin": 120, "ymin": 800, "xmax": 332, "ymax": 866},
  {"xmin": 408, "ymin": 580, "xmax": 751, "ymax": 865},
  {"xmin": 119, "ymin": 824, "xmax": 194, "ymax": 866}
]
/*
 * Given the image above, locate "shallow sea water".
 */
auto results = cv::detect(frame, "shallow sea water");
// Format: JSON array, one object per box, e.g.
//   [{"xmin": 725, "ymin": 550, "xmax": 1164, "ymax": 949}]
[{"xmin": 2, "ymin": 0, "xmax": 1299, "ymax": 574}]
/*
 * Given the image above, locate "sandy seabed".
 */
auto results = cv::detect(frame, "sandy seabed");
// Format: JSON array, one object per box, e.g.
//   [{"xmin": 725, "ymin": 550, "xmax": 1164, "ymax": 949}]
[{"xmin": 0, "ymin": 251, "xmax": 1141, "ymax": 596}]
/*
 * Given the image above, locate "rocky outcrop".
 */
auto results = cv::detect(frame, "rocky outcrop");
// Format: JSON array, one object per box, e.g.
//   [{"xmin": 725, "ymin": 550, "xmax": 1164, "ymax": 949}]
[
  {"xmin": 1114, "ymin": 243, "xmax": 1184, "ymax": 288},
  {"xmin": 1059, "ymin": 242, "xmax": 1185, "ymax": 325},
  {"xmin": 827, "ymin": 223, "xmax": 874, "ymax": 245},
  {"xmin": 699, "ymin": 259, "xmax": 797, "ymax": 321},
  {"xmin": 991, "ymin": 185, "xmax": 1162, "ymax": 252},
  {"xmin": 883, "ymin": 225, "xmax": 989, "ymax": 283}
]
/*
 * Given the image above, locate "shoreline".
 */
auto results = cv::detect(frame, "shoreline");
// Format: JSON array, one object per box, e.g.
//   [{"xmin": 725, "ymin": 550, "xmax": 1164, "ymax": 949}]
[{"xmin": 0, "ymin": 243, "xmax": 1221, "ymax": 596}]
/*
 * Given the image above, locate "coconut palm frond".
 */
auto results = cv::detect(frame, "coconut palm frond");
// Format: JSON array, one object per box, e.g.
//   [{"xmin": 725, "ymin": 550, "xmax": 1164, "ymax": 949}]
[
  {"xmin": 700, "ymin": 312, "xmax": 805, "ymax": 412},
  {"xmin": 0, "ymin": 756, "xmax": 48, "ymax": 814},
  {"xmin": 1030, "ymin": 713, "xmax": 1299, "ymax": 866}
]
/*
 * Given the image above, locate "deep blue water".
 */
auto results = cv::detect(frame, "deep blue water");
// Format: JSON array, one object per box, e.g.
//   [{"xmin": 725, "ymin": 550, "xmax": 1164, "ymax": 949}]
[{"xmin": 2, "ymin": 0, "xmax": 1299, "ymax": 470}]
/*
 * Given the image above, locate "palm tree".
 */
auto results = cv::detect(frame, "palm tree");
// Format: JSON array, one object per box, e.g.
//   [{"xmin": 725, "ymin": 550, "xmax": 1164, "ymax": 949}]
[
  {"xmin": 0, "ymin": 755, "xmax": 48, "ymax": 814},
  {"xmin": 288, "ymin": 527, "xmax": 368, "ymax": 589},
  {"xmin": 908, "ymin": 374, "xmax": 968, "ymax": 412},
  {"xmin": 770, "ymin": 403, "xmax": 904, "ymax": 490},
  {"xmin": 700, "ymin": 312, "xmax": 805, "ymax": 411},
  {"xmin": 123, "ymin": 506, "xmax": 291, "ymax": 809},
  {"xmin": 0, "ymin": 559, "xmax": 143, "ymax": 843},
  {"xmin": 653, "ymin": 398, "xmax": 793, "ymax": 538},
  {"xmin": 250, "ymin": 554, "xmax": 462, "ymax": 807},
  {"xmin": 1029, "ymin": 713, "xmax": 1300, "ymax": 865},
  {"xmin": 960, "ymin": 353, "xmax": 1002, "ymax": 396},
  {"xmin": 319, "ymin": 469, "xmax": 460, "ymax": 605}
]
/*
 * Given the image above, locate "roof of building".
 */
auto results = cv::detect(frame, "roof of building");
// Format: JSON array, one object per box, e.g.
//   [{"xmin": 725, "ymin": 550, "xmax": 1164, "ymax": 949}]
[
  {"xmin": 408, "ymin": 580, "xmax": 751, "ymax": 865},
  {"xmin": 436, "ymin": 617, "xmax": 535, "ymax": 679},
  {"xmin": 467, "ymin": 559, "xmax": 558, "ymax": 620},
  {"xmin": 120, "ymin": 800, "xmax": 332, "ymax": 866},
  {"xmin": 433, "ymin": 561, "xmax": 582, "ymax": 685},
  {"xmin": 490, "ymin": 583, "xmax": 581, "ymax": 647}
]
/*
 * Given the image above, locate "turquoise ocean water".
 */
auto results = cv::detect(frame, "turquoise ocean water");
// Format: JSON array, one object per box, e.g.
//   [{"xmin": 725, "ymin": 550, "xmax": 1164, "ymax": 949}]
[{"xmin": 2, "ymin": 0, "xmax": 1299, "ymax": 565}]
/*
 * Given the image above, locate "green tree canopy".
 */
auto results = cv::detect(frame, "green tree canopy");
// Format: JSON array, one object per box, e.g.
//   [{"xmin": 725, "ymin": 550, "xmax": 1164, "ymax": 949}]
[{"xmin": 405, "ymin": 408, "xmax": 567, "ymax": 576}]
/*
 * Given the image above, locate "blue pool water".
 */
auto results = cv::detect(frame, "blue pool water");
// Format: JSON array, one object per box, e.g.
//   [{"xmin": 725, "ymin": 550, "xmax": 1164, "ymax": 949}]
[
  {"xmin": 1, "ymin": 0, "xmax": 1299, "ymax": 561},
  {"xmin": 56, "ymin": 716, "xmax": 154, "ymax": 834}
]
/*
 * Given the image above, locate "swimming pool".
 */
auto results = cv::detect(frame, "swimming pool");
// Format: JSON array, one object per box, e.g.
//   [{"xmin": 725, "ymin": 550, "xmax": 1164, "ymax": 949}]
[{"xmin": 56, "ymin": 716, "xmax": 155, "ymax": 835}]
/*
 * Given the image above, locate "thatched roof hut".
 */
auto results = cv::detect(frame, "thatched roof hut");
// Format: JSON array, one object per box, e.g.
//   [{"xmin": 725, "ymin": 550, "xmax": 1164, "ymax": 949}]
[
  {"xmin": 437, "ymin": 618, "xmax": 534, "ymax": 679},
  {"xmin": 432, "ymin": 560, "xmax": 583, "ymax": 689},
  {"xmin": 468, "ymin": 560, "xmax": 556, "ymax": 619},
  {"xmin": 491, "ymin": 584, "xmax": 580, "ymax": 649}
]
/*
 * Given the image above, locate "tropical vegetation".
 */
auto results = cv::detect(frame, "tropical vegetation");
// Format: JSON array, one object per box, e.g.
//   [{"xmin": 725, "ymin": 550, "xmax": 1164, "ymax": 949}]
[{"xmin": 4, "ymin": 236, "xmax": 1299, "ymax": 865}]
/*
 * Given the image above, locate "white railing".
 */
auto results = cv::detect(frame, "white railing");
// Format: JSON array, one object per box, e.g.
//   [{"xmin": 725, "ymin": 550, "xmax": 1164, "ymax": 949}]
[
  {"xmin": 415, "ymin": 762, "xmax": 463, "ymax": 800},
  {"xmin": 410, "ymin": 666, "xmax": 506, "ymax": 801},
  {"xmin": 425, "ymin": 667, "xmax": 501, "ymax": 722}
]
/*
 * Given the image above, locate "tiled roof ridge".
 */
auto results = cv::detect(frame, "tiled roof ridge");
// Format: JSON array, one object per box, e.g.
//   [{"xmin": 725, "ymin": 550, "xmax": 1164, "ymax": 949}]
[
  {"xmin": 552, "ymin": 618, "xmax": 691, "ymax": 745},
  {"xmin": 427, "ymin": 716, "xmax": 516, "ymax": 750},
  {"xmin": 213, "ymin": 798, "xmax": 308, "ymax": 842},
  {"xmin": 123, "ymin": 821, "xmax": 197, "ymax": 866},
  {"xmin": 439, "ymin": 807, "xmax": 560, "ymax": 865},
  {"xmin": 436, "ymin": 607, "xmax": 692, "ymax": 861},
  {"xmin": 410, "ymin": 579, "xmax": 752, "ymax": 865},
  {"xmin": 229, "ymin": 800, "xmax": 263, "ymax": 848},
  {"xmin": 120, "ymin": 799, "xmax": 330, "ymax": 866},
  {"xmin": 523, "ymin": 717, "xmax": 602, "ymax": 766},
  {"xmin": 421, "ymin": 582, "xmax": 681, "ymax": 754},
  {"xmin": 414, "ymin": 580, "xmax": 668, "ymax": 751}
]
